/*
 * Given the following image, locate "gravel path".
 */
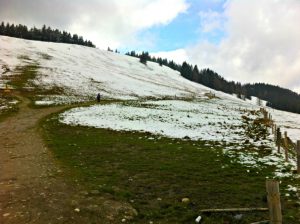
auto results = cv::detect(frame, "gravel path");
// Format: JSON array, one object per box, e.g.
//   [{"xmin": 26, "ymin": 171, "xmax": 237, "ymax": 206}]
[{"xmin": 0, "ymin": 94, "xmax": 136, "ymax": 224}]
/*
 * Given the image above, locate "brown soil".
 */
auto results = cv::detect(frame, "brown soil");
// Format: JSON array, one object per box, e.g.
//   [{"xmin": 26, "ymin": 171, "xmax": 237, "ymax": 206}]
[{"xmin": 0, "ymin": 94, "xmax": 136, "ymax": 224}]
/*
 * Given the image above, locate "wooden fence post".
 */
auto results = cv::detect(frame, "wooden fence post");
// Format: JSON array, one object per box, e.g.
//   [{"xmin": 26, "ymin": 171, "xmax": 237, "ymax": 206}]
[
  {"xmin": 284, "ymin": 131, "xmax": 289, "ymax": 162},
  {"xmin": 266, "ymin": 180, "xmax": 282, "ymax": 224},
  {"xmin": 276, "ymin": 128, "xmax": 281, "ymax": 153},
  {"xmin": 297, "ymin": 141, "xmax": 300, "ymax": 174},
  {"xmin": 274, "ymin": 125, "xmax": 277, "ymax": 142},
  {"xmin": 264, "ymin": 111, "xmax": 268, "ymax": 120}
]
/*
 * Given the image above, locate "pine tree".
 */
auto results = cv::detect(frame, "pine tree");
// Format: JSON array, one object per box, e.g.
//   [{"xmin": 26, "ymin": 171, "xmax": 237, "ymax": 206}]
[
  {"xmin": 0, "ymin": 22, "xmax": 5, "ymax": 35},
  {"xmin": 157, "ymin": 57, "xmax": 163, "ymax": 66},
  {"xmin": 140, "ymin": 52, "xmax": 150, "ymax": 65},
  {"xmin": 192, "ymin": 65, "xmax": 200, "ymax": 82},
  {"xmin": 78, "ymin": 36, "xmax": 84, "ymax": 45},
  {"xmin": 72, "ymin": 34, "xmax": 79, "ymax": 44},
  {"xmin": 180, "ymin": 62, "xmax": 193, "ymax": 80}
]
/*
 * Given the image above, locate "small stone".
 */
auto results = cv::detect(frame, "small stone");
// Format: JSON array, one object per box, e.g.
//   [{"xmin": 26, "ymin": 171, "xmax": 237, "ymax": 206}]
[
  {"xmin": 234, "ymin": 214, "xmax": 243, "ymax": 220},
  {"xmin": 132, "ymin": 208, "xmax": 138, "ymax": 216},
  {"xmin": 149, "ymin": 221, "xmax": 153, "ymax": 224},
  {"xmin": 74, "ymin": 208, "xmax": 80, "ymax": 213},
  {"xmin": 181, "ymin": 198, "xmax": 190, "ymax": 203},
  {"xmin": 3, "ymin": 213, "xmax": 10, "ymax": 217},
  {"xmin": 195, "ymin": 215, "xmax": 202, "ymax": 223},
  {"xmin": 157, "ymin": 197, "xmax": 162, "ymax": 201},
  {"xmin": 122, "ymin": 218, "xmax": 126, "ymax": 222}
]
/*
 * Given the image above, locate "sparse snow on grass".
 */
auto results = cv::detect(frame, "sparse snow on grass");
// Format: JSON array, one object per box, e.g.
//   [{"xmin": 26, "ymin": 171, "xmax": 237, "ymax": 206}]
[
  {"xmin": 0, "ymin": 105, "xmax": 8, "ymax": 110},
  {"xmin": 0, "ymin": 98, "xmax": 18, "ymax": 114},
  {"xmin": 60, "ymin": 98, "xmax": 300, "ymax": 180},
  {"xmin": 287, "ymin": 184, "xmax": 298, "ymax": 192},
  {"xmin": 34, "ymin": 95, "xmax": 91, "ymax": 105},
  {"xmin": 246, "ymin": 96, "xmax": 268, "ymax": 107}
]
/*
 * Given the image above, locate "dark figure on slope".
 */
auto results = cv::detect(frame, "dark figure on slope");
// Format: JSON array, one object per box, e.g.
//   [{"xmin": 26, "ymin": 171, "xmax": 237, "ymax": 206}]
[{"xmin": 97, "ymin": 93, "xmax": 101, "ymax": 102}]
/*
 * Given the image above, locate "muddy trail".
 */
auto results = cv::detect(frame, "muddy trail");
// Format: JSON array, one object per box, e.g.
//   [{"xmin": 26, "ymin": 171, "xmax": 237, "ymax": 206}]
[{"xmin": 0, "ymin": 94, "xmax": 135, "ymax": 224}]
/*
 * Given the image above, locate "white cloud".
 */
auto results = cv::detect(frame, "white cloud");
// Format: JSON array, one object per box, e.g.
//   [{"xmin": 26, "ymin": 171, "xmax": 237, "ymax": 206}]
[
  {"xmin": 157, "ymin": 0, "xmax": 300, "ymax": 93},
  {"xmin": 152, "ymin": 49, "xmax": 188, "ymax": 64},
  {"xmin": 71, "ymin": 0, "xmax": 189, "ymax": 49},
  {"xmin": 199, "ymin": 10, "xmax": 225, "ymax": 33},
  {"xmin": 118, "ymin": 0, "xmax": 188, "ymax": 29},
  {"xmin": 0, "ymin": 0, "xmax": 188, "ymax": 49}
]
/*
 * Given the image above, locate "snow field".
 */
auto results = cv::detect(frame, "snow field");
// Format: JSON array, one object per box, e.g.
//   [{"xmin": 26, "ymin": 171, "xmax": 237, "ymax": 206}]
[
  {"xmin": 270, "ymin": 108, "xmax": 300, "ymax": 143},
  {"xmin": 60, "ymin": 97, "xmax": 300, "ymax": 182},
  {"xmin": 60, "ymin": 98, "xmax": 252, "ymax": 143},
  {"xmin": 0, "ymin": 36, "xmax": 214, "ymax": 102}
]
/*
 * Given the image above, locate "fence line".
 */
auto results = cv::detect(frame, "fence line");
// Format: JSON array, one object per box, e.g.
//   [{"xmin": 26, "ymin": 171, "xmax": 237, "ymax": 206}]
[{"xmin": 260, "ymin": 107, "xmax": 300, "ymax": 173}]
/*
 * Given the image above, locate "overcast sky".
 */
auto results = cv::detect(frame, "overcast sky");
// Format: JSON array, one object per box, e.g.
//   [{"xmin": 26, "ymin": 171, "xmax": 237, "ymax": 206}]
[{"xmin": 1, "ymin": 0, "xmax": 300, "ymax": 93}]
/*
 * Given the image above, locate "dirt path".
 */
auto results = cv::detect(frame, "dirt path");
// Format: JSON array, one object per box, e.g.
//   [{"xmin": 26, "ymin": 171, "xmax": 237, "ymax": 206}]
[{"xmin": 0, "ymin": 95, "xmax": 136, "ymax": 224}]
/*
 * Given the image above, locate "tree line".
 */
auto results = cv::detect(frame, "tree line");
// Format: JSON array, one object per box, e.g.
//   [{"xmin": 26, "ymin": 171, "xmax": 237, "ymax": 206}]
[
  {"xmin": 244, "ymin": 83, "xmax": 300, "ymax": 113},
  {"xmin": 0, "ymin": 22, "xmax": 95, "ymax": 47},
  {"xmin": 125, "ymin": 51, "xmax": 181, "ymax": 71},
  {"xmin": 127, "ymin": 51, "xmax": 300, "ymax": 114}
]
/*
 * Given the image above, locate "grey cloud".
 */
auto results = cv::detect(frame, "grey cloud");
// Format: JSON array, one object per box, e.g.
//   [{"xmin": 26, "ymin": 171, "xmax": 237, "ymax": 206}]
[
  {"xmin": 0, "ymin": 0, "xmax": 77, "ymax": 28},
  {"xmin": 186, "ymin": 0, "xmax": 300, "ymax": 93},
  {"xmin": 0, "ymin": 0, "xmax": 188, "ymax": 49}
]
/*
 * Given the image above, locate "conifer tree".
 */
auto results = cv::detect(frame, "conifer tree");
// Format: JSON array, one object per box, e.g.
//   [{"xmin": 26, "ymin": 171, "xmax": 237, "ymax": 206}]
[{"xmin": 140, "ymin": 52, "xmax": 150, "ymax": 65}]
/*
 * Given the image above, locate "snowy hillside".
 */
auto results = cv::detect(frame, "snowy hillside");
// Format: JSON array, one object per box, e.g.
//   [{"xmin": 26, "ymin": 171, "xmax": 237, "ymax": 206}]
[
  {"xmin": 0, "ymin": 36, "xmax": 216, "ymax": 102},
  {"xmin": 1, "ymin": 35, "xmax": 300, "ymax": 143},
  {"xmin": 2, "ymin": 35, "xmax": 300, "ymax": 179}
]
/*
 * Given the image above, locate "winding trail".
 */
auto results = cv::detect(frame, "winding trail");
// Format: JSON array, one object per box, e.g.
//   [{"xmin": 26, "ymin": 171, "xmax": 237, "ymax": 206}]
[{"xmin": 0, "ymin": 94, "xmax": 135, "ymax": 224}]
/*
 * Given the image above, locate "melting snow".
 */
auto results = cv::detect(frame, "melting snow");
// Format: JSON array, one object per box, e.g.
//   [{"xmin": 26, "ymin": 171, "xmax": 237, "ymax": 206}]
[
  {"xmin": 1, "ymin": 36, "xmax": 215, "ymax": 101},
  {"xmin": 2, "ymin": 35, "xmax": 300, "ymax": 182},
  {"xmin": 60, "ymin": 98, "xmax": 255, "ymax": 143},
  {"xmin": 60, "ymin": 98, "xmax": 300, "ymax": 179}
]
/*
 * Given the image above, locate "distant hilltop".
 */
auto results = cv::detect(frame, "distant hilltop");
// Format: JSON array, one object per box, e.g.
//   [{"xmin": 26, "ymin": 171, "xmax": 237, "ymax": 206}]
[{"xmin": 0, "ymin": 21, "xmax": 95, "ymax": 48}]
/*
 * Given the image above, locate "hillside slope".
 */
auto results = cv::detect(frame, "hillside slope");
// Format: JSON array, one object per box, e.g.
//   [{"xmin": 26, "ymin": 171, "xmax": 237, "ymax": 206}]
[
  {"xmin": 0, "ymin": 36, "xmax": 217, "ymax": 102},
  {"xmin": 1, "ymin": 35, "xmax": 300, "ymax": 142}
]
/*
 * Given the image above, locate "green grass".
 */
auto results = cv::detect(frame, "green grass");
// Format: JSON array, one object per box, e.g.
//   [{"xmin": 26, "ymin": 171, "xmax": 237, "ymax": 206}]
[
  {"xmin": 7, "ymin": 61, "xmax": 67, "ymax": 107},
  {"xmin": 0, "ymin": 104, "xmax": 19, "ymax": 121},
  {"xmin": 9, "ymin": 63, "xmax": 39, "ymax": 89},
  {"xmin": 0, "ymin": 95, "xmax": 19, "ymax": 121},
  {"xmin": 42, "ymin": 112, "xmax": 294, "ymax": 224}
]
